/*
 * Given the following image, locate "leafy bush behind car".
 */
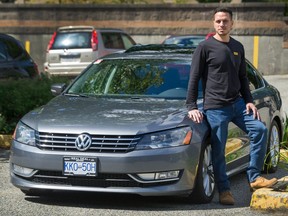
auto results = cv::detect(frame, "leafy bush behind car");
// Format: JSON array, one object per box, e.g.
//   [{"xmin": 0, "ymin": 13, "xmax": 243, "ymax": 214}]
[{"xmin": 0, "ymin": 75, "xmax": 71, "ymax": 134}]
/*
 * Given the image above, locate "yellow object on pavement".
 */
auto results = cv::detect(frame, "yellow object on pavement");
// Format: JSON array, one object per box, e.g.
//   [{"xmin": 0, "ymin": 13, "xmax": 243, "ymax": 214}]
[{"xmin": 0, "ymin": 135, "xmax": 12, "ymax": 149}]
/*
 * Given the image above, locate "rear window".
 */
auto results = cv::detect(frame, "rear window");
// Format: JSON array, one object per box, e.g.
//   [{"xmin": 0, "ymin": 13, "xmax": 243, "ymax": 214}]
[
  {"xmin": 52, "ymin": 32, "xmax": 91, "ymax": 49},
  {"xmin": 164, "ymin": 36, "xmax": 205, "ymax": 47},
  {"xmin": 0, "ymin": 39, "xmax": 24, "ymax": 61}
]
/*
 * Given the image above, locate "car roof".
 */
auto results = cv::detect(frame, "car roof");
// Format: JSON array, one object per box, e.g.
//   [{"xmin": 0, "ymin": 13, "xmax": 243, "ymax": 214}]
[
  {"xmin": 0, "ymin": 33, "xmax": 24, "ymax": 48},
  {"xmin": 57, "ymin": 26, "xmax": 127, "ymax": 33},
  {"xmin": 100, "ymin": 44, "xmax": 194, "ymax": 60},
  {"xmin": 0, "ymin": 33, "xmax": 19, "ymax": 41}
]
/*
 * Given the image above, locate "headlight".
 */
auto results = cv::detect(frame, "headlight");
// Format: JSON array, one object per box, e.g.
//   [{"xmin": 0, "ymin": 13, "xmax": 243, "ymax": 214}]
[
  {"xmin": 13, "ymin": 121, "xmax": 36, "ymax": 146},
  {"xmin": 135, "ymin": 127, "xmax": 192, "ymax": 150}
]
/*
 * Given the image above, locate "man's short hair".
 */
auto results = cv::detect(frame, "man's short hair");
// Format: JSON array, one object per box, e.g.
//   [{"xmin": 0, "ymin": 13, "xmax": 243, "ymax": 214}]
[{"xmin": 213, "ymin": 7, "xmax": 233, "ymax": 19}]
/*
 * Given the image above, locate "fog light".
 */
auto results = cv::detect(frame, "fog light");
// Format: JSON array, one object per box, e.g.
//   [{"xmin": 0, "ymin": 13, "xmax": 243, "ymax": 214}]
[
  {"xmin": 137, "ymin": 170, "xmax": 180, "ymax": 181},
  {"xmin": 155, "ymin": 170, "xmax": 180, "ymax": 180},
  {"xmin": 13, "ymin": 164, "xmax": 36, "ymax": 177}
]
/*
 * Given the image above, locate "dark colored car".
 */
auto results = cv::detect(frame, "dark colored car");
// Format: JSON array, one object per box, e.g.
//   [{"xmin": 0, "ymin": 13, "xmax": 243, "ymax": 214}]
[
  {"xmin": 44, "ymin": 26, "xmax": 136, "ymax": 77},
  {"xmin": 0, "ymin": 33, "xmax": 39, "ymax": 79},
  {"xmin": 10, "ymin": 44, "xmax": 286, "ymax": 203}
]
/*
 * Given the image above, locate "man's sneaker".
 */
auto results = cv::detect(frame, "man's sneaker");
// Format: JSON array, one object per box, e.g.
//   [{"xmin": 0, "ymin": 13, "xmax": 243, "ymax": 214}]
[
  {"xmin": 219, "ymin": 191, "xmax": 235, "ymax": 205},
  {"xmin": 250, "ymin": 176, "xmax": 278, "ymax": 191}
]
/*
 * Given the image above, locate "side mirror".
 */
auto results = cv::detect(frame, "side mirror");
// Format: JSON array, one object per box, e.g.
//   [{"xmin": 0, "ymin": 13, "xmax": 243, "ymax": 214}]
[{"xmin": 51, "ymin": 83, "xmax": 66, "ymax": 96}]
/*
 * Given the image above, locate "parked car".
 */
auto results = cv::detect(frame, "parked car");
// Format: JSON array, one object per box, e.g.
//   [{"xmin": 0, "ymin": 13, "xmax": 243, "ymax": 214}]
[
  {"xmin": 10, "ymin": 44, "xmax": 286, "ymax": 203},
  {"xmin": 44, "ymin": 26, "xmax": 136, "ymax": 77},
  {"xmin": 205, "ymin": 32, "xmax": 216, "ymax": 40},
  {"xmin": 0, "ymin": 33, "xmax": 39, "ymax": 79},
  {"xmin": 162, "ymin": 35, "xmax": 205, "ymax": 48}
]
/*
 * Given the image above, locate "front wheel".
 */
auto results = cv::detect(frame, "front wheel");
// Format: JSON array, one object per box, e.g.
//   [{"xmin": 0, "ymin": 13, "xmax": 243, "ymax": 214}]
[
  {"xmin": 263, "ymin": 120, "xmax": 280, "ymax": 173},
  {"xmin": 188, "ymin": 141, "xmax": 215, "ymax": 203}
]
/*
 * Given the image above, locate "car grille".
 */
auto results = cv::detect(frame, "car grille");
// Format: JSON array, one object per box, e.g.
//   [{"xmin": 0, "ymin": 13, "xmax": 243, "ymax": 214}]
[
  {"xmin": 19, "ymin": 171, "xmax": 177, "ymax": 188},
  {"xmin": 35, "ymin": 132, "xmax": 141, "ymax": 153}
]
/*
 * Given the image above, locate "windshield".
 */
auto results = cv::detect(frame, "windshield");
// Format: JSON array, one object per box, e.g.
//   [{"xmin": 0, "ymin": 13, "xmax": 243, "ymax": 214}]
[{"xmin": 67, "ymin": 58, "xmax": 203, "ymax": 99}]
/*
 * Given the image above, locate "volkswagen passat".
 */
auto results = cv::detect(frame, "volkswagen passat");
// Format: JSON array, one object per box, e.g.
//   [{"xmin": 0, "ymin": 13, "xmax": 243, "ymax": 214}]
[{"xmin": 10, "ymin": 44, "xmax": 286, "ymax": 203}]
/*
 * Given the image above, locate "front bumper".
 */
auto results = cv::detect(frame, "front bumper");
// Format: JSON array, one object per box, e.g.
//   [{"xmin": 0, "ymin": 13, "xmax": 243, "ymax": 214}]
[{"xmin": 10, "ymin": 140, "xmax": 202, "ymax": 196}]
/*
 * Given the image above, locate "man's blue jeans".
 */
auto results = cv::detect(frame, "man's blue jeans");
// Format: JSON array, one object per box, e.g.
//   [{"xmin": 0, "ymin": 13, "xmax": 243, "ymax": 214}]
[{"xmin": 205, "ymin": 97, "xmax": 267, "ymax": 193}]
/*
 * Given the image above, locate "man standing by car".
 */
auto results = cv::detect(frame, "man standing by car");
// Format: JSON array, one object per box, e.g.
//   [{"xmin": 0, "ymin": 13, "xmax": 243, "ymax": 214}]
[{"xmin": 186, "ymin": 7, "xmax": 277, "ymax": 205}]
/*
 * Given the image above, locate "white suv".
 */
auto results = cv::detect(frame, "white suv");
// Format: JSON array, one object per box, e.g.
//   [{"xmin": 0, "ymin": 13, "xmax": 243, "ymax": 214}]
[{"xmin": 44, "ymin": 26, "xmax": 136, "ymax": 77}]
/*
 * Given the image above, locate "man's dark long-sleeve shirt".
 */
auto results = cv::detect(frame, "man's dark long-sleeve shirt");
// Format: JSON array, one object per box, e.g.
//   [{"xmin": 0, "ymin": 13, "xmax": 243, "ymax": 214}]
[{"xmin": 186, "ymin": 36, "xmax": 253, "ymax": 111}]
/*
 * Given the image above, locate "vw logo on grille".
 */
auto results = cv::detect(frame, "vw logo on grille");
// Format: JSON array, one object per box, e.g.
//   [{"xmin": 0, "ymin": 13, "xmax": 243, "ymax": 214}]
[{"xmin": 75, "ymin": 134, "xmax": 92, "ymax": 151}]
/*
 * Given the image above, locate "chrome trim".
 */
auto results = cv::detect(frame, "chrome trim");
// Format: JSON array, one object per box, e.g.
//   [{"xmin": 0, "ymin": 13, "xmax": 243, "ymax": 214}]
[
  {"xmin": 35, "ymin": 132, "xmax": 141, "ymax": 152},
  {"xmin": 128, "ymin": 174, "xmax": 179, "ymax": 184}
]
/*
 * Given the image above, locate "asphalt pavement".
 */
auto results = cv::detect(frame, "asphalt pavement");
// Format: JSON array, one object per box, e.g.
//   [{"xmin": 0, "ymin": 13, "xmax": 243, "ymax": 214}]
[{"xmin": 0, "ymin": 158, "xmax": 287, "ymax": 216}]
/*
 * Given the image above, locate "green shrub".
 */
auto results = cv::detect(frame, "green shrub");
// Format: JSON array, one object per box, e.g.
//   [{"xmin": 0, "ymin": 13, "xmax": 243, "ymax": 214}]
[
  {"xmin": 0, "ymin": 75, "xmax": 71, "ymax": 134},
  {"xmin": 0, "ymin": 114, "xmax": 6, "ymax": 132}
]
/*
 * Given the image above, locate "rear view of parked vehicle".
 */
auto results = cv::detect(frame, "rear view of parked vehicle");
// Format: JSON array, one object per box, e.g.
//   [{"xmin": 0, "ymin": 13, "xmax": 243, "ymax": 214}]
[
  {"xmin": 0, "ymin": 33, "xmax": 39, "ymax": 79},
  {"xmin": 44, "ymin": 26, "xmax": 136, "ymax": 77}
]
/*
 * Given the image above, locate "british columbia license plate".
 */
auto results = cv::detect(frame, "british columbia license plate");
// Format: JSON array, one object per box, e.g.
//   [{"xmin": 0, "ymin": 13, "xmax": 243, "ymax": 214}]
[{"xmin": 63, "ymin": 157, "xmax": 97, "ymax": 176}]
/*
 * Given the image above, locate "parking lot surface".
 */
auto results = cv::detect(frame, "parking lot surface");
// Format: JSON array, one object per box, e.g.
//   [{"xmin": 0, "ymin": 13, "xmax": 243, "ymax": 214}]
[{"xmin": 0, "ymin": 157, "xmax": 287, "ymax": 216}]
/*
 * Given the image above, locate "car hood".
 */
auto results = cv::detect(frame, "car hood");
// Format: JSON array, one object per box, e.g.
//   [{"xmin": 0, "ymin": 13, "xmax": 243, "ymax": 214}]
[{"xmin": 22, "ymin": 95, "xmax": 191, "ymax": 135}]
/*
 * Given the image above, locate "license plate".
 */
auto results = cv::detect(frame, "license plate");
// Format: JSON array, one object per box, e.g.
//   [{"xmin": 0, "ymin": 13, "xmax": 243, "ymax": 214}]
[
  {"xmin": 63, "ymin": 157, "xmax": 97, "ymax": 176},
  {"xmin": 61, "ymin": 58, "xmax": 79, "ymax": 63}
]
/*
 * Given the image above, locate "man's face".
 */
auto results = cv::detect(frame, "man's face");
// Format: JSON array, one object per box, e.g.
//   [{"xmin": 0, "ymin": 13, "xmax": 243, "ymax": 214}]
[{"xmin": 213, "ymin": 12, "xmax": 233, "ymax": 36}]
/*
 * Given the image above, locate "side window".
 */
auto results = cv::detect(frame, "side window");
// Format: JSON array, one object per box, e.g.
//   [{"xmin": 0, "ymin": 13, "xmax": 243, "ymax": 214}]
[
  {"xmin": 103, "ymin": 34, "xmax": 113, "ymax": 48},
  {"xmin": 0, "ymin": 39, "xmax": 23, "ymax": 61},
  {"xmin": 102, "ymin": 33, "xmax": 124, "ymax": 49},
  {"xmin": 246, "ymin": 62, "xmax": 263, "ymax": 91},
  {"xmin": 0, "ymin": 42, "xmax": 8, "ymax": 61},
  {"xmin": 102, "ymin": 34, "xmax": 114, "ymax": 48},
  {"xmin": 121, "ymin": 34, "xmax": 136, "ymax": 49}
]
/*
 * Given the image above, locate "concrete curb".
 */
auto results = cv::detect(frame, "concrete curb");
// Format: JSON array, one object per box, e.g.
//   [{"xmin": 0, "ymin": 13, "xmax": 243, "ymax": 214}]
[
  {"xmin": 0, "ymin": 135, "xmax": 12, "ymax": 149},
  {"xmin": 250, "ymin": 176, "xmax": 288, "ymax": 211},
  {"xmin": 250, "ymin": 149, "xmax": 288, "ymax": 211}
]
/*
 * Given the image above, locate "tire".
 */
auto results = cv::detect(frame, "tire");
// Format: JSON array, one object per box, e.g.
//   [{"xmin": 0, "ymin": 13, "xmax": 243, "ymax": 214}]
[
  {"xmin": 188, "ymin": 141, "xmax": 215, "ymax": 203},
  {"xmin": 263, "ymin": 120, "xmax": 280, "ymax": 173}
]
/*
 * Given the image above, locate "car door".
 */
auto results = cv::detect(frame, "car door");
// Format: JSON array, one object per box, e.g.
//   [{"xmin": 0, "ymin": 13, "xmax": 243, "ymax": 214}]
[{"xmin": 225, "ymin": 60, "xmax": 267, "ymax": 176}]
